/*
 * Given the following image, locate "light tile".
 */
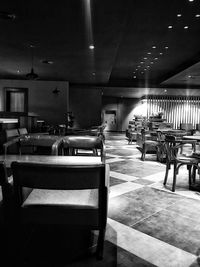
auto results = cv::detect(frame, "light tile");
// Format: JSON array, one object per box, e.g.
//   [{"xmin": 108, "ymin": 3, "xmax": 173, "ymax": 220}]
[
  {"xmin": 106, "ymin": 218, "xmax": 197, "ymax": 267},
  {"xmin": 106, "ymin": 158, "xmax": 125, "ymax": 164},
  {"xmin": 109, "ymin": 182, "xmax": 144, "ymax": 198},
  {"xmin": 110, "ymin": 171, "xmax": 138, "ymax": 181}
]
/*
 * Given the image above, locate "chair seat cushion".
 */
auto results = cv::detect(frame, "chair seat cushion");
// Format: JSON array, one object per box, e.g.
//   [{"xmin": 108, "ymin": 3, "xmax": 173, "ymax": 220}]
[
  {"xmin": 23, "ymin": 189, "xmax": 98, "ymax": 208},
  {"xmin": 21, "ymin": 189, "xmax": 100, "ymax": 226}
]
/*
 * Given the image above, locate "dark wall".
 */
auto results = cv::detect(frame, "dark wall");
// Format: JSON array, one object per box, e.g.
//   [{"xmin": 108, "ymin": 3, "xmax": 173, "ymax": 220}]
[
  {"xmin": 0, "ymin": 80, "xmax": 69, "ymax": 125},
  {"xmin": 102, "ymin": 96, "xmax": 140, "ymax": 131},
  {"xmin": 69, "ymin": 87, "xmax": 102, "ymax": 129}
]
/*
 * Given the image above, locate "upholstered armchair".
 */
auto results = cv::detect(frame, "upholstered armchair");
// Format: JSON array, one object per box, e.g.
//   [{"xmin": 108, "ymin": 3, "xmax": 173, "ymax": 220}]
[
  {"xmin": 11, "ymin": 161, "xmax": 110, "ymax": 260},
  {"xmin": 63, "ymin": 135, "xmax": 105, "ymax": 161}
]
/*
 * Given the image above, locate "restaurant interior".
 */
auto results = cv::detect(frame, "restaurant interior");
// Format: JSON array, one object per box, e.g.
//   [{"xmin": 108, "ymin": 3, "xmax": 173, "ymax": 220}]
[{"xmin": 1, "ymin": 0, "xmax": 200, "ymax": 266}]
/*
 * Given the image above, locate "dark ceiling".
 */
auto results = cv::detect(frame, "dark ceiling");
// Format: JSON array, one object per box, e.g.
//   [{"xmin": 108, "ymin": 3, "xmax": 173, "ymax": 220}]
[{"xmin": 1, "ymin": 0, "xmax": 200, "ymax": 96}]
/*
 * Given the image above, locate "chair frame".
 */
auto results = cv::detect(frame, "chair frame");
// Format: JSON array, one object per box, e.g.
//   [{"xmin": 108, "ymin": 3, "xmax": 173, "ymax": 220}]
[
  {"xmin": 11, "ymin": 161, "xmax": 109, "ymax": 260},
  {"xmin": 163, "ymin": 136, "xmax": 200, "ymax": 192}
]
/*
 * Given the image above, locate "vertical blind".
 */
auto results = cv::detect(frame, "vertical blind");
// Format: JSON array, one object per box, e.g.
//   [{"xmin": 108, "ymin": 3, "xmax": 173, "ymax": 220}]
[{"xmin": 146, "ymin": 96, "xmax": 200, "ymax": 129}]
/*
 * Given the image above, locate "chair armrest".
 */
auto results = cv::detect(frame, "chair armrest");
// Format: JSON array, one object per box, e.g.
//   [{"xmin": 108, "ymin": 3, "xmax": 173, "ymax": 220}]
[
  {"xmin": 3, "ymin": 137, "xmax": 20, "ymax": 155},
  {"xmin": 51, "ymin": 138, "xmax": 63, "ymax": 155}
]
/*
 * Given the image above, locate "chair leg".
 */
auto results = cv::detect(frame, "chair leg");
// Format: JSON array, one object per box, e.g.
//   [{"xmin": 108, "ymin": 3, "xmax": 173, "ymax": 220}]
[
  {"xmin": 172, "ymin": 163, "xmax": 177, "ymax": 192},
  {"xmin": 141, "ymin": 146, "xmax": 146, "ymax": 161},
  {"xmin": 163, "ymin": 162, "xmax": 169, "ymax": 185},
  {"xmin": 96, "ymin": 228, "xmax": 105, "ymax": 260},
  {"xmin": 187, "ymin": 165, "xmax": 192, "ymax": 186}
]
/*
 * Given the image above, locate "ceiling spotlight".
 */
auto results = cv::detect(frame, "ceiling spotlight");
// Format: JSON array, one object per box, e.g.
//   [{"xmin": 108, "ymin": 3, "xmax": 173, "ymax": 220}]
[
  {"xmin": 137, "ymin": 65, "xmax": 141, "ymax": 68},
  {"xmin": 189, "ymin": 0, "xmax": 194, "ymax": 2},
  {"xmin": 159, "ymin": 52, "xmax": 163, "ymax": 55},
  {"xmin": 168, "ymin": 25, "xmax": 173, "ymax": 29},
  {"xmin": 89, "ymin": 45, "xmax": 95, "ymax": 49},
  {"xmin": 164, "ymin": 89, "xmax": 167, "ymax": 93},
  {"xmin": 165, "ymin": 46, "xmax": 169, "ymax": 49},
  {"xmin": 17, "ymin": 70, "xmax": 20, "ymax": 73},
  {"xmin": 141, "ymin": 72, "xmax": 144, "ymax": 74},
  {"xmin": 154, "ymin": 57, "xmax": 158, "ymax": 60},
  {"xmin": 143, "ymin": 57, "xmax": 147, "ymax": 60},
  {"xmin": 133, "ymin": 76, "xmax": 137, "ymax": 79},
  {"xmin": 147, "ymin": 52, "xmax": 151, "ymax": 55},
  {"xmin": 177, "ymin": 14, "xmax": 182, "ymax": 17},
  {"xmin": 92, "ymin": 72, "xmax": 96, "ymax": 76},
  {"xmin": 184, "ymin": 26, "xmax": 189, "ymax": 29},
  {"xmin": 135, "ymin": 68, "xmax": 138, "ymax": 71},
  {"xmin": 150, "ymin": 61, "xmax": 154, "ymax": 64},
  {"xmin": 152, "ymin": 46, "xmax": 156, "ymax": 49},
  {"xmin": 195, "ymin": 14, "xmax": 200, "ymax": 17},
  {"xmin": 188, "ymin": 75, "xmax": 192, "ymax": 78},
  {"xmin": 140, "ymin": 61, "xmax": 144, "ymax": 64}
]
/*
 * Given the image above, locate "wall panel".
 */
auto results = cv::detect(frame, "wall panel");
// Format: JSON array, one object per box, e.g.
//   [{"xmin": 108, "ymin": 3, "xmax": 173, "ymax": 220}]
[{"xmin": 146, "ymin": 95, "xmax": 200, "ymax": 129}]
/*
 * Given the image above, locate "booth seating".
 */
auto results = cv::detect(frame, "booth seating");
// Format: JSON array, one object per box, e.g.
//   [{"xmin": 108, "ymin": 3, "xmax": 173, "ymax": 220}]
[
  {"xmin": 62, "ymin": 135, "xmax": 105, "ymax": 161},
  {"xmin": 11, "ymin": 161, "xmax": 109, "ymax": 259}
]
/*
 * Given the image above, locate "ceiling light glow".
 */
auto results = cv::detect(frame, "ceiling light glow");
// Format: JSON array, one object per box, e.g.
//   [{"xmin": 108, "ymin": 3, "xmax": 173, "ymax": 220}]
[
  {"xmin": 168, "ymin": 25, "xmax": 173, "ymax": 29},
  {"xmin": 152, "ymin": 46, "xmax": 156, "ymax": 49},
  {"xmin": 184, "ymin": 26, "xmax": 189, "ymax": 29},
  {"xmin": 89, "ymin": 45, "xmax": 95, "ymax": 49},
  {"xmin": 195, "ymin": 14, "xmax": 200, "ymax": 17},
  {"xmin": 177, "ymin": 14, "xmax": 182, "ymax": 17}
]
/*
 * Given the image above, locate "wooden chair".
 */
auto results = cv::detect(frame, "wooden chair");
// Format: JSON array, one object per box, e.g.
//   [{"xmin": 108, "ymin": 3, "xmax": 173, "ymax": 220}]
[
  {"xmin": 63, "ymin": 136, "xmax": 105, "ymax": 161},
  {"xmin": 11, "ymin": 161, "xmax": 109, "ymax": 260},
  {"xmin": 163, "ymin": 135, "xmax": 200, "ymax": 192},
  {"xmin": 136, "ymin": 129, "xmax": 160, "ymax": 161}
]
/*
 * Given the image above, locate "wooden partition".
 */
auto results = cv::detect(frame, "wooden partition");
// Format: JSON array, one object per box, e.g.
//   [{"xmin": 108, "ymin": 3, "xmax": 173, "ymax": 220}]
[{"xmin": 146, "ymin": 96, "xmax": 200, "ymax": 129}]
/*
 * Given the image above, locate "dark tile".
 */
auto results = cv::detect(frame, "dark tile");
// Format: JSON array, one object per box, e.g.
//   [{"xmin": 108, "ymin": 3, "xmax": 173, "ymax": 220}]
[
  {"xmin": 106, "ymin": 148, "xmax": 139, "ymax": 157},
  {"xmin": 109, "ymin": 159, "xmax": 164, "ymax": 177},
  {"xmin": 123, "ymin": 187, "xmax": 183, "ymax": 209},
  {"xmin": 133, "ymin": 178, "xmax": 155, "ymax": 185},
  {"xmin": 108, "ymin": 187, "xmax": 183, "ymax": 227},
  {"xmin": 110, "ymin": 177, "xmax": 126, "ymax": 186},
  {"xmin": 133, "ymin": 209, "xmax": 200, "ymax": 255}
]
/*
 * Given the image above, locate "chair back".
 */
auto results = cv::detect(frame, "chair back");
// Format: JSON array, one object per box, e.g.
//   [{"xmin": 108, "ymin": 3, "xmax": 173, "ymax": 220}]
[
  {"xmin": 12, "ymin": 161, "xmax": 105, "ymax": 191},
  {"xmin": 63, "ymin": 135, "xmax": 105, "ymax": 161},
  {"xmin": 5, "ymin": 129, "xmax": 19, "ymax": 141},
  {"xmin": 18, "ymin": 128, "xmax": 28, "ymax": 135}
]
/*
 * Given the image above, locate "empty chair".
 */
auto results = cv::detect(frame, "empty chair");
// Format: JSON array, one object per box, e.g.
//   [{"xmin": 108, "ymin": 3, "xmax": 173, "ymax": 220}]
[
  {"xmin": 136, "ymin": 129, "xmax": 160, "ymax": 161},
  {"xmin": 163, "ymin": 135, "xmax": 200, "ymax": 192},
  {"xmin": 11, "ymin": 161, "xmax": 109, "ymax": 259},
  {"xmin": 3, "ymin": 129, "xmax": 20, "ymax": 155},
  {"xmin": 63, "ymin": 136, "xmax": 105, "ymax": 161}
]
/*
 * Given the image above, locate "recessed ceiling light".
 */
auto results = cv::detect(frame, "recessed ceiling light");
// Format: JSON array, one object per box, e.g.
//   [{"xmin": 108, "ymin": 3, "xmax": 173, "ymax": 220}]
[
  {"xmin": 144, "ymin": 68, "xmax": 147, "ymax": 71},
  {"xmin": 140, "ymin": 61, "xmax": 144, "ymax": 64},
  {"xmin": 165, "ymin": 46, "xmax": 169, "ymax": 49},
  {"xmin": 143, "ymin": 57, "xmax": 147, "ymax": 60},
  {"xmin": 168, "ymin": 25, "xmax": 173, "ymax": 29},
  {"xmin": 92, "ymin": 72, "xmax": 96, "ymax": 76},
  {"xmin": 133, "ymin": 76, "xmax": 137, "ymax": 79},
  {"xmin": 150, "ymin": 62, "xmax": 154, "ymax": 64},
  {"xmin": 177, "ymin": 14, "xmax": 182, "ymax": 17},
  {"xmin": 141, "ymin": 72, "xmax": 144, "ymax": 74},
  {"xmin": 152, "ymin": 46, "xmax": 156, "ymax": 49},
  {"xmin": 159, "ymin": 52, "xmax": 163, "ymax": 55},
  {"xmin": 147, "ymin": 66, "xmax": 150, "ymax": 68},
  {"xmin": 195, "ymin": 14, "xmax": 200, "ymax": 17},
  {"xmin": 137, "ymin": 65, "xmax": 141, "ymax": 68},
  {"xmin": 184, "ymin": 26, "xmax": 189, "ymax": 29},
  {"xmin": 147, "ymin": 52, "xmax": 151, "ymax": 55},
  {"xmin": 89, "ymin": 45, "xmax": 95, "ymax": 49},
  {"xmin": 154, "ymin": 57, "xmax": 158, "ymax": 60},
  {"xmin": 135, "ymin": 68, "xmax": 138, "ymax": 71},
  {"xmin": 164, "ymin": 89, "xmax": 167, "ymax": 93},
  {"xmin": 17, "ymin": 70, "xmax": 20, "ymax": 73},
  {"xmin": 188, "ymin": 75, "xmax": 192, "ymax": 78},
  {"xmin": 189, "ymin": 0, "xmax": 194, "ymax": 2}
]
